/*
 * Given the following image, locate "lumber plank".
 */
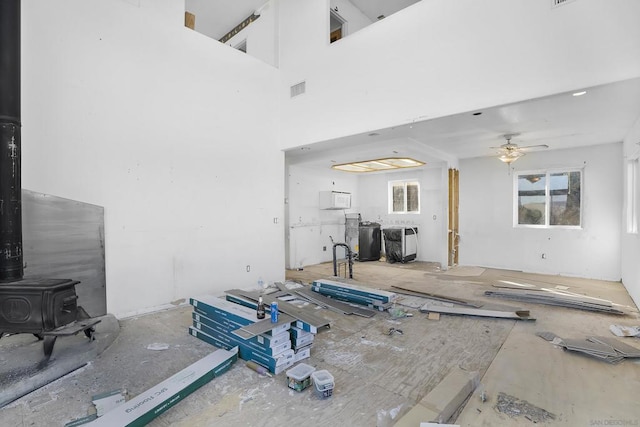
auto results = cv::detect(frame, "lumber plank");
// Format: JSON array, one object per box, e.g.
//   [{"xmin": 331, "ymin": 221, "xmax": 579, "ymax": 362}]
[
  {"xmin": 226, "ymin": 289, "xmax": 331, "ymax": 333},
  {"xmin": 420, "ymin": 303, "xmax": 535, "ymax": 321},
  {"xmin": 484, "ymin": 289, "xmax": 624, "ymax": 314},
  {"xmin": 391, "ymin": 285, "xmax": 482, "ymax": 307},
  {"xmin": 293, "ymin": 287, "xmax": 376, "ymax": 318}
]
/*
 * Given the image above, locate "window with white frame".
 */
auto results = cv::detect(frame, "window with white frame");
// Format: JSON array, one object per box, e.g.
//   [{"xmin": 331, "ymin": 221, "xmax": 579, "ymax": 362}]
[
  {"xmin": 627, "ymin": 158, "xmax": 638, "ymax": 234},
  {"xmin": 389, "ymin": 180, "xmax": 420, "ymax": 214},
  {"xmin": 515, "ymin": 169, "xmax": 582, "ymax": 227}
]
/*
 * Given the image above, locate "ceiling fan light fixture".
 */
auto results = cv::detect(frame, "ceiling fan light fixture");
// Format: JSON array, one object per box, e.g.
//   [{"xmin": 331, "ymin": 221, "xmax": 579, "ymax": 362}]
[{"xmin": 498, "ymin": 151, "xmax": 524, "ymax": 164}]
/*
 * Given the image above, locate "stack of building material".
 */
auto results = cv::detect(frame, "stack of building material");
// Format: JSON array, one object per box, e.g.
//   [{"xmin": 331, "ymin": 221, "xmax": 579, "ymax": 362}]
[
  {"xmin": 293, "ymin": 286, "xmax": 377, "ymax": 318},
  {"xmin": 484, "ymin": 289, "xmax": 624, "ymax": 314},
  {"xmin": 224, "ymin": 289, "xmax": 330, "ymax": 334},
  {"xmin": 311, "ymin": 279, "xmax": 397, "ymax": 311},
  {"xmin": 223, "ymin": 289, "xmax": 322, "ymax": 362},
  {"xmin": 587, "ymin": 336, "xmax": 640, "ymax": 358},
  {"xmin": 536, "ymin": 332, "xmax": 640, "ymax": 363},
  {"xmin": 560, "ymin": 338, "xmax": 625, "ymax": 363},
  {"xmin": 188, "ymin": 295, "xmax": 296, "ymax": 375},
  {"xmin": 420, "ymin": 302, "xmax": 535, "ymax": 321}
]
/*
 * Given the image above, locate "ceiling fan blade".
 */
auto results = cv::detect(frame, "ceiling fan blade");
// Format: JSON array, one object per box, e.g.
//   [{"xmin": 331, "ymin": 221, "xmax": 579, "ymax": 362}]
[{"xmin": 518, "ymin": 144, "xmax": 549, "ymax": 151}]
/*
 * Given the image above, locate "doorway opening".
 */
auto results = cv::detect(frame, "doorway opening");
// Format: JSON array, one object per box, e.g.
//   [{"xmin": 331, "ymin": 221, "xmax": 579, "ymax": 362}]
[
  {"xmin": 330, "ymin": 9, "xmax": 347, "ymax": 43},
  {"xmin": 448, "ymin": 168, "xmax": 460, "ymax": 267}
]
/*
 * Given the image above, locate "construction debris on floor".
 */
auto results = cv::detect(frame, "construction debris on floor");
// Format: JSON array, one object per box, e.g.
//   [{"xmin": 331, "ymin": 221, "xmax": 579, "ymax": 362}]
[
  {"xmin": 485, "ymin": 288, "xmax": 625, "ymax": 314},
  {"xmin": 536, "ymin": 331, "xmax": 640, "ymax": 363},
  {"xmin": 4, "ymin": 263, "xmax": 639, "ymax": 427},
  {"xmin": 420, "ymin": 303, "xmax": 535, "ymax": 321},
  {"xmin": 391, "ymin": 284, "xmax": 482, "ymax": 307},
  {"xmin": 495, "ymin": 392, "xmax": 556, "ymax": 423},
  {"xmin": 610, "ymin": 324, "xmax": 640, "ymax": 337},
  {"xmin": 66, "ymin": 348, "xmax": 238, "ymax": 426}
]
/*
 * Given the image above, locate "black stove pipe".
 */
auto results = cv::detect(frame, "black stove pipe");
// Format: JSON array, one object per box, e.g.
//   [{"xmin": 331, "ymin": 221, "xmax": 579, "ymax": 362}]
[{"xmin": 0, "ymin": 0, "xmax": 24, "ymax": 281}]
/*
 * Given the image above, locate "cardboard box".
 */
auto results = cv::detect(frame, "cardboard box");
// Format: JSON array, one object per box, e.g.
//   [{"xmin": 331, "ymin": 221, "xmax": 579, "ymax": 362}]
[
  {"xmin": 193, "ymin": 320, "xmax": 292, "ymax": 357},
  {"xmin": 292, "ymin": 333, "xmax": 314, "ymax": 349},
  {"xmin": 293, "ymin": 346, "xmax": 311, "ymax": 362},
  {"xmin": 191, "ymin": 295, "xmax": 291, "ymax": 336},
  {"xmin": 295, "ymin": 320, "xmax": 320, "ymax": 334},
  {"xmin": 193, "ymin": 311, "xmax": 291, "ymax": 350},
  {"xmin": 88, "ymin": 348, "xmax": 237, "ymax": 427},
  {"xmin": 311, "ymin": 279, "xmax": 397, "ymax": 303},
  {"xmin": 310, "ymin": 286, "xmax": 391, "ymax": 309},
  {"xmin": 289, "ymin": 326, "xmax": 313, "ymax": 339},
  {"xmin": 92, "ymin": 388, "xmax": 127, "ymax": 417},
  {"xmin": 189, "ymin": 326, "xmax": 295, "ymax": 374}
]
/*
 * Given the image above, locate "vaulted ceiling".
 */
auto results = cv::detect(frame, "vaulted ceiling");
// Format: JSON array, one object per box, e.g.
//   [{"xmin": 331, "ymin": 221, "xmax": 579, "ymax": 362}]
[{"xmin": 183, "ymin": 1, "xmax": 640, "ymax": 170}]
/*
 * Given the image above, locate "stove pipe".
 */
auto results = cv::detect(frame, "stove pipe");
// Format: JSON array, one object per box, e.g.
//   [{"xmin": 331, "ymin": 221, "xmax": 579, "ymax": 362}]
[{"xmin": 0, "ymin": 0, "xmax": 24, "ymax": 281}]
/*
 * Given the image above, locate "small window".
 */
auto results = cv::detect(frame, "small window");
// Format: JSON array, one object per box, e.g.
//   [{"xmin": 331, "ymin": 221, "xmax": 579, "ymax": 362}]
[
  {"xmin": 515, "ymin": 169, "xmax": 582, "ymax": 228},
  {"xmin": 389, "ymin": 180, "xmax": 420, "ymax": 214},
  {"xmin": 627, "ymin": 159, "xmax": 638, "ymax": 234}
]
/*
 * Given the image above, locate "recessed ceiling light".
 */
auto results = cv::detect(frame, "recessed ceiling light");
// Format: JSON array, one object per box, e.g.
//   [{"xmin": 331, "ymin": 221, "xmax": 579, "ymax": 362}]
[
  {"xmin": 332, "ymin": 157, "xmax": 425, "ymax": 173},
  {"xmin": 572, "ymin": 91, "xmax": 587, "ymax": 97}
]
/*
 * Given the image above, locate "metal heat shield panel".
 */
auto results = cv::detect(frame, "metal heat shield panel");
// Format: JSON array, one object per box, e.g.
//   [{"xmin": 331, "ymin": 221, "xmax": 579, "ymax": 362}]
[{"xmin": 21, "ymin": 190, "xmax": 106, "ymax": 317}]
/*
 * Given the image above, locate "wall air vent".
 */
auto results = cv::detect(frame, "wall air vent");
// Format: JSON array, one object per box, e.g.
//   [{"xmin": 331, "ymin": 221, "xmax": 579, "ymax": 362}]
[
  {"xmin": 552, "ymin": 0, "xmax": 576, "ymax": 8},
  {"xmin": 290, "ymin": 81, "xmax": 306, "ymax": 98}
]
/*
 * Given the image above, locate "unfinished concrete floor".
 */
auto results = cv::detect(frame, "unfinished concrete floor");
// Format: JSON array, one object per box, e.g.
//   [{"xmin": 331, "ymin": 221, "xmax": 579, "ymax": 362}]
[{"xmin": 1, "ymin": 261, "xmax": 639, "ymax": 426}]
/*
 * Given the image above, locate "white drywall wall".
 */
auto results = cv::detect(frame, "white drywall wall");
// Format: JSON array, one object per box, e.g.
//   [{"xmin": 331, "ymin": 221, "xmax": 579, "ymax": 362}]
[
  {"xmin": 225, "ymin": 0, "xmax": 279, "ymax": 67},
  {"xmin": 286, "ymin": 164, "xmax": 359, "ymax": 269},
  {"xmin": 21, "ymin": 0, "xmax": 283, "ymax": 316},
  {"xmin": 286, "ymin": 160, "xmax": 449, "ymax": 270},
  {"xmin": 621, "ymin": 116, "xmax": 640, "ymax": 307},
  {"xmin": 356, "ymin": 165, "xmax": 448, "ymax": 268},
  {"xmin": 459, "ymin": 143, "xmax": 622, "ymax": 281},
  {"xmin": 278, "ymin": 0, "xmax": 640, "ymax": 149}
]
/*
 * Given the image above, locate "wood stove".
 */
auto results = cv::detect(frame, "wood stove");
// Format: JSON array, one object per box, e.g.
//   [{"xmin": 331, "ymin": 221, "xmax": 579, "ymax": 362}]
[{"xmin": 0, "ymin": 0, "xmax": 98, "ymax": 359}]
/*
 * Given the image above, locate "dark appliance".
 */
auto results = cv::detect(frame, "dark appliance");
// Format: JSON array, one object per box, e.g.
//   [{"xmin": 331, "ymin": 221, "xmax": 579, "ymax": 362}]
[
  {"xmin": 0, "ymin": 1, "xmax": 98, "ymax": 359},
  {"xmin": 358, "ymin": 222, "xmax": 381, "ymax": 261}
]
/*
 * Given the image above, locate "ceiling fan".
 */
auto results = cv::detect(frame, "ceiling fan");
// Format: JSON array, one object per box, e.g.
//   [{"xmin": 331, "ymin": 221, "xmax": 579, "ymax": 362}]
[{"xmin": 491, "ymin": 134, "xmax": 549, "ymax": 164}]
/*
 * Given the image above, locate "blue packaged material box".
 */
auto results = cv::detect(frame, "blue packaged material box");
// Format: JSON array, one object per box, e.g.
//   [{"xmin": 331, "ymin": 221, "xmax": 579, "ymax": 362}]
[
  {"xmin": 87, "ymin": 348, "xmax": 237, "ymax": 426},
  {"xmin": 193, "ymin": 318, "xmax": 291, "ymax": 357},
  {"xmin": 189, "ymin": 326, "xmax": 295, "ymax": 374},
  {"xmin": 190, "ymin": 295, "xmax": 291, "ymax": 336},
  {"xmin": 311, "ymin": 279, "xmax": 397, "ymax": 304}
]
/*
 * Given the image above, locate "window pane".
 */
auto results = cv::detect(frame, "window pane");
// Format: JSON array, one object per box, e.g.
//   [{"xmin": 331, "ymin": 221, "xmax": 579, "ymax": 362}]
[
  {"xmin": 550, "ymin": 171, "xmax": 581, "ymax": 226},
  {"xmin": 392, "ymin": 184, "xmax": 405, "ymax": 212},
  {"xmin": 407, "ymin": 183, "xmax": 419, "ymax": 212},
  {"xmin": 518, "ymin": 174, "xmax": 546, "ymax": 225}
]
